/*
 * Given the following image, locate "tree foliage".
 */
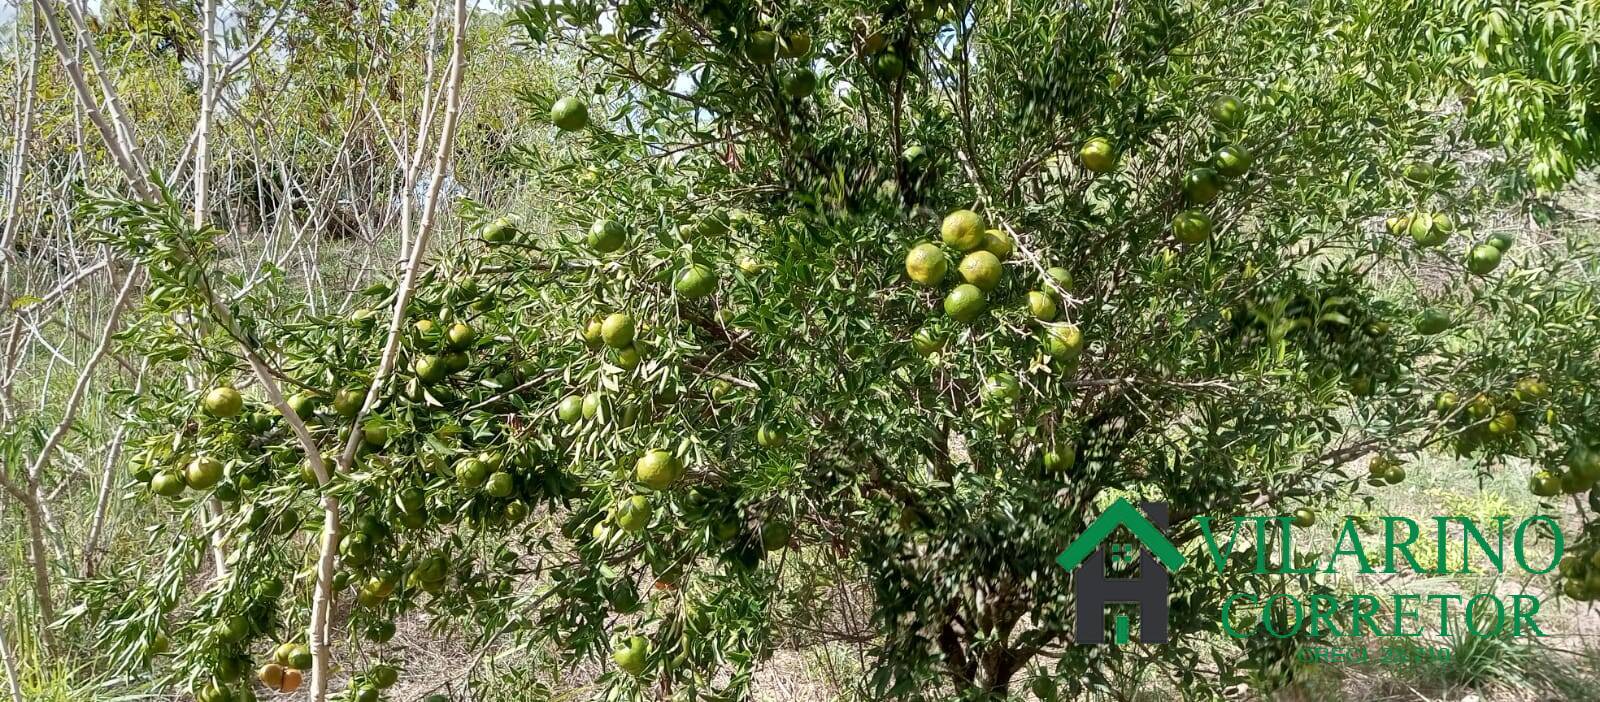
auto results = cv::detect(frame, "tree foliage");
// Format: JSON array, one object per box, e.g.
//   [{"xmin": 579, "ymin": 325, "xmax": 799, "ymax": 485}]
[{"xmin": 38, "ymin": 0, "xmax": 1600, "ymax": 701}]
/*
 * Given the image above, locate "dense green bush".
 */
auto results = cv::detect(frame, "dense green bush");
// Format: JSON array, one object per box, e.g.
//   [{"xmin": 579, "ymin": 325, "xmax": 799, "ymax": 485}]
[{"xmin": 66, "ymin": 1, "xmax": 1600, "ymax": 700}]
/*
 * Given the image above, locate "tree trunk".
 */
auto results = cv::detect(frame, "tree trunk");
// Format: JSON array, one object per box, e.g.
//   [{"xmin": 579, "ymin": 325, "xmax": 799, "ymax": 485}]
[{"xmin": 21, "ymin": 495, "xmax": 56, "ymax": 652}]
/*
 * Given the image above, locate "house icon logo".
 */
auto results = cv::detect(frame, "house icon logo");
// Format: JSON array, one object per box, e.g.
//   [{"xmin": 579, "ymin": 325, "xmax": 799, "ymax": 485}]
[{"xmin": 1056, "ymin": 498, "xmax": 1186, "ymax": 644}]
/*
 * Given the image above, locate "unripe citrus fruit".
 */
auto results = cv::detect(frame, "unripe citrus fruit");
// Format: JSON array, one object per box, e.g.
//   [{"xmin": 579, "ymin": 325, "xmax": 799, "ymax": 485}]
[
  {"xmin": 1172, "ymin": 209, "xmax": 1213, "ymax": 244},
  {"xmin": 484, "ymin": 472, "xmax": 515, "ymax": 498},
  {"xmin": 958, "ymin": 250, "xmax": 1003, "ymax": 291},
  {"xmin": 1210, "ymin": 95, "xmax": 1246, "ymax": 127},
  {"xmin": 557, "ymin": 395, "xmax": 582, "ymax": 424},
  {"xmin": 287, "ymin": 644, "xmax": 312, "ymax": 670},
  {"xmin": 455, "ymin": 458, "xmax": 488, "ymax": 488},
  {"xmin": 272, "ymin": 643, "xmax": 297, "ymax": 667},
  {"xmin": 1044, "ymin": 324, "xmax": 1084, "ymax": 360},
  {"xmin": 943, "ymin": 284, "xmax": 986, "ymax": 322},
  {"xmin": 905, "ymin": 243, "xmax": 948, "ymax": 285},
  {"xmin": 983, "ymin": 374, "xmax": 1021, "ymax": 402},
  {"xmin": 588, "ymin": 219, "xmax": 625, "ymax": 252},
  {"xmin": 446, "ymin": 323, "xmax": 476, "ymax": 350},
  {"xmin": 746, "ymin": 31, "xmax": 778, "ymax": 64},
  {"xmin": 912, "ymin": 327, "xmax": 944, "ymax": 355},
  {"xmin": 1415, "ymin": 309, "xmax": 1451, "ymax": 335},
  {"xmin": 673, "ymin": 264, "xmax": 718, "ymax": 299},
  {"xmin": 1214, "ymin": 145, "xmax": 1252, "ymax": 177},
  {"xmin": 332, "ymin": 388, "xmax": 363, "ymax": 417},
  {"xmin": 413, "ymin": 355, "xmax": 446, "ymax": 384},
  {"xmin": 1078, "ymin": 137, "xmax": 1116, "ymax": 173},
  {"xmin": 761, "ymin": 522, "xmax": 791, "ymax": 551},
  {"xmin": 550, "ymin": 96, "xmax": 589, "ymax": 131},
  {"xmin": 482, "ymin": 217, "xmax": 517, "ymax": 243},
  {"xmin": 1027, "ymin": 291, "xmax": 1058, "ymax": 321},
  {"xmin": 581, "ymin": 392, "xmax": 603, "ymax": 419},
  {"xmin": 981, "ymin": 229, "xmax": 1014, "ymax": 259},
  {"xmin": 601, "ymin": 313, "xmax": 635, "ymax": 348},
  {"xmin": 615, "ymin": 343, "xmax": 642, "ymax": 370},
  {"xmin": 940, "ymin": 209, "xmax": 987, "ymax": 251},
  {"xmin": 1530, "ymin": 471, "xmax": 1561, "ymax": 497},
  {"xmin": 1042, "ymin": 447, "xmax": 1075, "ymax": 472},
  {"xmin": 1487, "ymin": 411, "xmax": 1518, "ymax": 436},
  {"xmin": 782, "ymin": 67, "xmax": 817, "ymax": 97},
  {"xmin": 184, "ymin": 456, "xmax": 224, "ymax": 490},
  {"xmin": 613, "ymin": 636, "xmax": 649, "ymax": 675},
  {"xmin": 581, "ymin": 317, "xmax": 604, "ymax": 350},
  {"xmin": 615, "ymin": 495, "xmax": 653, "ymax": 531},
  {"xmin": 286, "ymin": 393, "xmax": 320, "ymax": 418},
  {"xmin": 1466, "ymin": 244, "xmax": 1502, "ymax": 275},
  {"xmin": 203, "ymin": 386, "xmax": 243, "ymax": 418},
  {"xmin": 1182, "ymin": 168, "xmax": 1221, "ymax": 204},
  {"xmin": 150, "ymin": 471, "xmax": 184, "ymax": 497},
  {"xmin": 1513, "ymin": 376, "xmax": 1549, "ymax": 404},
  {"xmin": 756, "ymin": 425, "xmax": 787, "ymax": 448},
  {"xmin": 780, "ymin": 32, "xmax": 812, "ymax": 58},
  {"xmin": 635, "ymin": 449, "xmax": 681, "ymax": 489}
]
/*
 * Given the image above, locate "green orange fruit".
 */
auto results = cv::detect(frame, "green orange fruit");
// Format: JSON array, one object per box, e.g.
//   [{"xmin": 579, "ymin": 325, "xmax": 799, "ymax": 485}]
[
  {"xmin": 782, "ymin": 67, "xmax": 817, "ymax": 97},
  {"xmin": 613, "ymin": 636, "xmax": 649, "ymax": 675},
  {"xmin": 203, "ymin": 386, "xmax": 243, "ymax": 418},
  {"xmin": 1078, "ymin": 137, "xmax": 1116, "ymax": 173},
  {"xmin": 1466, "ymin": 244, "xmax": 1502, "ymax": 275},
  {"xmin": 184, "ymin": 456, "xmax": 224, "ymax": 490},
  {"xmin": 482, "ymin": 217, "xmax": 518, "ymax": 243},
  {"xmin": 615, "ymin": 495, "xmax": 653, "ymax": 532},
  {"xmin": 150, "ymin": 471, "xmax": 185, "ymax": 497},
  {"xmin": 958, "ymin": 251, "xmax": 1003, "ymax": 292},
  {"xmin": 1291, "ymin": 508, "xmax": 1316, "ymax": 528},
  {"xmin": 446, "ymin": 323, "xmax": 476, "ymax": 350},
  {"xmin": 1172, "ymin": 209, "xmax": 1213, "ymax": 244},
  {"xmin": 674, "ymin": 264, "xmax": 718, "ymax": 299},
  {"xmin": 550, "ymin": 96, "xmax": 589, "ymax": 131},
  {"xmin": 940, "ymin": 209, "xmax": 988, "ymax": 251},
  {"xmin": 1182, "ymin": 168, "xmax": 1222, "ymax": 204},
  {"xmin": 912, "ymin": 327, "xmax": 945, "ymax": 355},
  {"xmin": 588, "ymin": 219, "xmax": 625, "ymax": 252},
  {"xmin": 981, "ymin": 229, "xmax": 1014, "ymax": 260},
  {"xmin": 601, "ymin": 313, "xmax": 635, "ymax": 348},
  {"xmin": 944, "ymin": 284, "xmax": 986, "ymax": 322},
  {"xmin": 1214, "ymin": 145, "xmax": 1253, "ymax": 177},
  {"xmin": 1027, "ymin": 291, "xmax": 1058, "ymax": 321},
  {"xmin": 635, "ymin": 449, "xmax": 682, "ymax": 489},
  {"xmin": 1210, "ymin": 95, "xmax": 1246, "ymax": 127},
  {"xmin": 746, "ymin": 31, "xmax": 778, "ymax": 64},
  {"xmin": 905, "ymin": 243, "xmax": 948, "ymax": 285}
]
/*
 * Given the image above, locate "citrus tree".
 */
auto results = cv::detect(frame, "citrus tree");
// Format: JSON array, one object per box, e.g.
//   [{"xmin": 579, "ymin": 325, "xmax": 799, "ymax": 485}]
[{"xmin": 71, "ymin": 0, "xmax": 1600, "ymax": 700}]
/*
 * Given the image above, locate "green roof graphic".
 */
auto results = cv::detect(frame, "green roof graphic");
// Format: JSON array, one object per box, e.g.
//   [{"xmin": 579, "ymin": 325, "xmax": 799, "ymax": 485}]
[{"xmin": 1056, "ymin": 498, "xmax": 1186, "ymax": 573}]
